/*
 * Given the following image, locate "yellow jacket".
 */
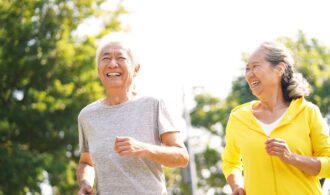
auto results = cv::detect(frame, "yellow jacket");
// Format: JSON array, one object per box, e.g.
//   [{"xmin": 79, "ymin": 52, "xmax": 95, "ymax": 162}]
[{"xmin": 221, "ymin": 97, "xmax": 330, "ymax": 195}]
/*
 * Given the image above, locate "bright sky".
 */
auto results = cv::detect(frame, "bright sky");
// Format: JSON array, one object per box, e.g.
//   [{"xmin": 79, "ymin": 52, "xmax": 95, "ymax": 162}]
[
  {"xmin": 118, "ymin": 0, "xmax": 330, "ymax": 98},
  {"xmin": 84, "ymin": 0, "xmax": 330, "ymax": 123}
]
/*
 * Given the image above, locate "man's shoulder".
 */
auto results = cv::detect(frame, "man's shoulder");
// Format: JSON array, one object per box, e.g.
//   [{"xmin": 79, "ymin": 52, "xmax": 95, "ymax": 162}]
[
  {"xmin": 78, "ymin": 100, "xmax": 102, "ymax": 119},
  {"xmin": 134, "ymin": 95, "xmax": 162, "ymax": 105}
]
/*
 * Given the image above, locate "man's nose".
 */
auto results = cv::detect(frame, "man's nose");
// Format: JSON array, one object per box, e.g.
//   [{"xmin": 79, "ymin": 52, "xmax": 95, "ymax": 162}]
[{"xmin": 107, "ymin": 59, "xmax": 119, "ymax": 68}]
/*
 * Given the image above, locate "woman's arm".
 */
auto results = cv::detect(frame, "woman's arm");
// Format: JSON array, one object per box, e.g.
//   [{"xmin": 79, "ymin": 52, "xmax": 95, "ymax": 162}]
[
  {"xmin": 265, "ymin": 138, "xmax": 321, "ymax": 175},
  {"xmin": 227, "ymin": 174, "xmax": 245, "ymax": 195}
]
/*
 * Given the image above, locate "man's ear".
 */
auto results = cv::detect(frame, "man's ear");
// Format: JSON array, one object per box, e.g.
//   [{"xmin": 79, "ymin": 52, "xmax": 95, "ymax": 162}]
[
  {"xmin": 134, "ymin": 64, "xmax": 140, "ymax": 77},
  {"xmin": 97, "ymin": 66, "xmax": 101, "ymax": 78}
]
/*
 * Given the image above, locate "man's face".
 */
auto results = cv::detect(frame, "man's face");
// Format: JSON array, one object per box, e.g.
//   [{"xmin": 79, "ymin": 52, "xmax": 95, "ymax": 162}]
[{"xmin": 98, "ymin": 43, "xmax": 138, "ymax": 92}]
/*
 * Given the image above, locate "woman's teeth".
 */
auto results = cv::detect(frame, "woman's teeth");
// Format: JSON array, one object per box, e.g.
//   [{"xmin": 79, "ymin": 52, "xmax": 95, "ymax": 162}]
[{"xmin": 251, "ymin": 81, "xmax": 260, "ymax": 86}]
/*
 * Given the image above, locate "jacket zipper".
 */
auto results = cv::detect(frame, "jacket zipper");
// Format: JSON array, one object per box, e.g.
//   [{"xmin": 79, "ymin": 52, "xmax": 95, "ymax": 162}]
[{"xmin": 268, "ymin": 135, "xmax": 278, "ymax": 195}]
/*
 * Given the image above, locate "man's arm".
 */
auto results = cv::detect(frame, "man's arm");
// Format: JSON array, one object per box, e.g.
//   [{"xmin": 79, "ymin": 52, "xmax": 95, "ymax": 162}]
[
  {"xmin": 77, "ymin": 152, "xmax": 95, "ymax": 195},
  {"xmin": 114, "ymin": 132, "xmax": 189, "ymax": 168}
]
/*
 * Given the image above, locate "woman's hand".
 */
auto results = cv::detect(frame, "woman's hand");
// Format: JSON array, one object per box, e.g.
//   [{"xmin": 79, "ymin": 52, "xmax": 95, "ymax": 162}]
[
  {"xmin": 265, "ymin": 137, "xmax": 321, "ymax": 175},
  {"xmin": 232, "ymin": 186, "xmax": 245, "ymax": 195},
  {"xmin": 265, "ymin": 138, "xmax": 293, "ymax": 163},
  {"xmin": 227, "ymin": 174, "xmax": 245, "ymax": 195}
]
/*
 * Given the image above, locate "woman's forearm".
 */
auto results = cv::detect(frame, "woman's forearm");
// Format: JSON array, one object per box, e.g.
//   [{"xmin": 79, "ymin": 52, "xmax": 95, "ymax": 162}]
[
  {"xmin": 287, "ymin": 153, "xmax": 321, "ymax": 176},
  {"xmin": 227, "ymin": 173, "xmax": 244, "ymax": 191}
]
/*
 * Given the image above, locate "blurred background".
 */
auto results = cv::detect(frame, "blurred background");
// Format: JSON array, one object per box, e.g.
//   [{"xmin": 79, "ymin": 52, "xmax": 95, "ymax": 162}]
[{"xmin": 1, "ymin": 0, "xmax": 330, "ymax": 194}]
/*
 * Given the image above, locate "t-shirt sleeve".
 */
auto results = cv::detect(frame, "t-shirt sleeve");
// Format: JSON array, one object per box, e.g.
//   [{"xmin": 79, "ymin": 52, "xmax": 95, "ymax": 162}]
[
  {"xmin": 157, "ymin": 98, "xmax": 179, "ymax": 136},
  {"xmin": 78, "ymin": 115, "xmax": 89, "ymax": 153}
]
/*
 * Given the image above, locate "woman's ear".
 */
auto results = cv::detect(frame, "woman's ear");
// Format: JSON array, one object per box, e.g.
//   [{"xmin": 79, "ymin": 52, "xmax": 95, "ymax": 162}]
[
  {"xmin": 134, "ymin": 64, "xmax": 140, "ymax": 77},
  {"xmin": 275, "ymin": 62, "xmax": 286, "ymax": 76}
]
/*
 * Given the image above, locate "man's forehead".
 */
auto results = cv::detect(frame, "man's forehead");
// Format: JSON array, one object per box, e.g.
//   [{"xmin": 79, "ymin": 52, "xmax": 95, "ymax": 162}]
[{"xmin": 101, "ymin": 46, "xmax": 129, "ymax": 56}]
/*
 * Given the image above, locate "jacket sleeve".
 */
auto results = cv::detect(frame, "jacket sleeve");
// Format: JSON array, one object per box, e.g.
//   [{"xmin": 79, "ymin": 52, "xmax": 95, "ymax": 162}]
[
  {"xmin": 309, "ymin": 105, "xmax": 330, "ymax": 178},
  {"xmin": 221, "ymin": 114, "xmax": 243, "ymax": 179}
]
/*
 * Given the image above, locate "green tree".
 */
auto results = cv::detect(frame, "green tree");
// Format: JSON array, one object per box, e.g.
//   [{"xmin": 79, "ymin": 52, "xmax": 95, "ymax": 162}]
[
  {"xmin": 0, "ymin": 0, "xmax": 125, "ymax": 194},
  {"xmin": 190, "ymin": 32, "xmax": 330, "ymax": 194}
]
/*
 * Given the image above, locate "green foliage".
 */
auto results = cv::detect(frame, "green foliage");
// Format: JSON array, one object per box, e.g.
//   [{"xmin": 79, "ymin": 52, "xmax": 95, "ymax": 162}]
[
  {"xmin": 195, "ymin": 147, "xmax": 225, "ymax": 191},
  {"xmin": 190, "ymin": 93, "xmax": 226, "ymax": 133},
  {"xmin": 164, "ymin": 167, "xmax": 185, "ymax": 195},
  {"xmin": 190, "ymin": 32, "xmax": 330, "ymax": 192},
  {"xmin": 0, "ymin": 0, "xmax": 124, "ymax": 193}
]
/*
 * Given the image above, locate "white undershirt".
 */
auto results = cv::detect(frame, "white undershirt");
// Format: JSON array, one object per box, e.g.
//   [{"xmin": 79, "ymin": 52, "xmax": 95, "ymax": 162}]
[{"xmin": 254, "ymin": 109, "xmax": 288, "ymax": 136}]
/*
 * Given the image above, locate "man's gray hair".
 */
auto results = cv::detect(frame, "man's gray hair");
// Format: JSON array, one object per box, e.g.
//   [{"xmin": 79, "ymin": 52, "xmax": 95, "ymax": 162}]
[{"xmin": 95, "ymin": 32, "xmax": 138, "ymax": 66}]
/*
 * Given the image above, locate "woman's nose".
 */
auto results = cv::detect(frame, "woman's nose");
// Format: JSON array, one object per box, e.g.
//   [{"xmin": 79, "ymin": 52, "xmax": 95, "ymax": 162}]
[{"xmin": 245, "ymin": 69, "xmax": 254, "ymax": 79}]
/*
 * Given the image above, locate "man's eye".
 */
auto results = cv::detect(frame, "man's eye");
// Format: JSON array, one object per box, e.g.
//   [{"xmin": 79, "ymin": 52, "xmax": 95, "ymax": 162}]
[{"xmin": 102, "ymin": 58, "xmax": 111, "ymax": 61}]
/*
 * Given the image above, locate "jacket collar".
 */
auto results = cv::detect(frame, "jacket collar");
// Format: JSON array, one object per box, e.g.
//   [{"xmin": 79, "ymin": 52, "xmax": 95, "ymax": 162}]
[{"xmin": 231, "ymin": 97, "xmax": 307, "ymax": 133}]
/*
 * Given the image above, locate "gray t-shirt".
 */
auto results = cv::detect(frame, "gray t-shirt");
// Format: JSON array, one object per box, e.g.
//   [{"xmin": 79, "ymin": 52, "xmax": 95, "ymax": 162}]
[{"xmin": 78, "ymin": 96, "xmax": 178, "ymax": 195}]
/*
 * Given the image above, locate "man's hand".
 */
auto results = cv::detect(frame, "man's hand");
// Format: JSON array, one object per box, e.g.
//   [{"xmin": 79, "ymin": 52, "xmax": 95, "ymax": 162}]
[
  {"xmin": 78, "ymin": 182, "xmax": 93, "ymax": 195},
  {"xmin": 114, "ymin": 133, "xmax": 189, "ymax": 167},
  {"xmin": 114, "ymin": 136, "xmax": 146, "ymax": 157},
  {"xmin": 77, "ymin": 153, "xmax": 94, "ymax": 195}
]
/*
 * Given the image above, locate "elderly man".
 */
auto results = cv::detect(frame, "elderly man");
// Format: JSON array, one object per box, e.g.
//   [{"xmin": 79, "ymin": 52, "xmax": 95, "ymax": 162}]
[{"xmin": 76, "ymin": 34, "xmax": 189, "ymax": 195}]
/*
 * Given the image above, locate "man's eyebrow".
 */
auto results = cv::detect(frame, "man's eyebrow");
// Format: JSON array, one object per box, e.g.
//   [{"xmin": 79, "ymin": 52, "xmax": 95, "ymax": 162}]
[
  {"xmin": 102, "ymin": 50, "xmax": 127, "ymax": 56},
  {"xmin": 102, "ymin": 52, "xmax": 110, "ymax": 57},
  {"xmin": 115, "ymin": 51, "xmax": 127, "ymax": 56}
]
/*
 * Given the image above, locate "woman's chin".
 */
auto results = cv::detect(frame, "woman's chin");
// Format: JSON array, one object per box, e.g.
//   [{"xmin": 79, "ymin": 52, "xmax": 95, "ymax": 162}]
[{"xmin": 251, "ymin": 90, "xmax": 261, "ymax": 98}]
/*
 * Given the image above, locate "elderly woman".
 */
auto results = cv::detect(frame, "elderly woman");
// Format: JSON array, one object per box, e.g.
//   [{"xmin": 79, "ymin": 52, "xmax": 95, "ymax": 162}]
[
  {"xmin": 221, "ymin": 41, "xmax": 330, "ymax": 195},
  {"xmin": 76, "ymin": 34, "xmax": 189, "ymax": 195}
]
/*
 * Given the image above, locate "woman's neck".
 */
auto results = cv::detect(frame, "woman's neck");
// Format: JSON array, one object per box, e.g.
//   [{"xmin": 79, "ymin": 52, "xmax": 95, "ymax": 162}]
[{"xmin": 256, "ymin": 91, "xmax": 288, "ymax": 112}]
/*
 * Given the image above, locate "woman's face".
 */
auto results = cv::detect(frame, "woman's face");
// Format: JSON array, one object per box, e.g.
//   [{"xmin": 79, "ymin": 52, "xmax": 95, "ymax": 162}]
[
  {"xmin": 98, "ymin": 42, "xmax": 139, "ymax": 92},
  {"xmin": 245, "ymin": 48, "xmax": 282, "ymax": 98}
]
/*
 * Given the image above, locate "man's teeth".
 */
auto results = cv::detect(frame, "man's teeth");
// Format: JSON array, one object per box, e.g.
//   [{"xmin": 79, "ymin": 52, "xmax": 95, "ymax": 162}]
[{"xmin": 106, "ymin": 73, "xmax": 121, "ymax": 77}]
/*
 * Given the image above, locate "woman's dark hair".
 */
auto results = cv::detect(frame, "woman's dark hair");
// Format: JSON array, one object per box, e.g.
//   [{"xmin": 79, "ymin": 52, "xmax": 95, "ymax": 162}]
[{"xmin": 260, "ymin": 41, "xmax": 310, "ymax": 102}]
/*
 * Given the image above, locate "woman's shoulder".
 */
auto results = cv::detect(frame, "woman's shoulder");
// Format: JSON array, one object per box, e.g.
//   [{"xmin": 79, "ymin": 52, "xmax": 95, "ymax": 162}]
[
  {"xmin": 231, "ymin": 100, "xmax": 257, "ymax": 114},
  {"xmin": 292, "ymin": 97, "xmax": 319, "ymax": 112}
]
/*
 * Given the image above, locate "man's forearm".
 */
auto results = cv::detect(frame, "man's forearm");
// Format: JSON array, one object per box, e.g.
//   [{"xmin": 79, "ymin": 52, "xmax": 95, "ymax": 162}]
[
  {"xmin": 142, "ymin": 144, "xmax": 189, "ymax": 168},
  {"xmin": 77, "ymin": 162, "xmax": 95, "ymax": 187}
]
